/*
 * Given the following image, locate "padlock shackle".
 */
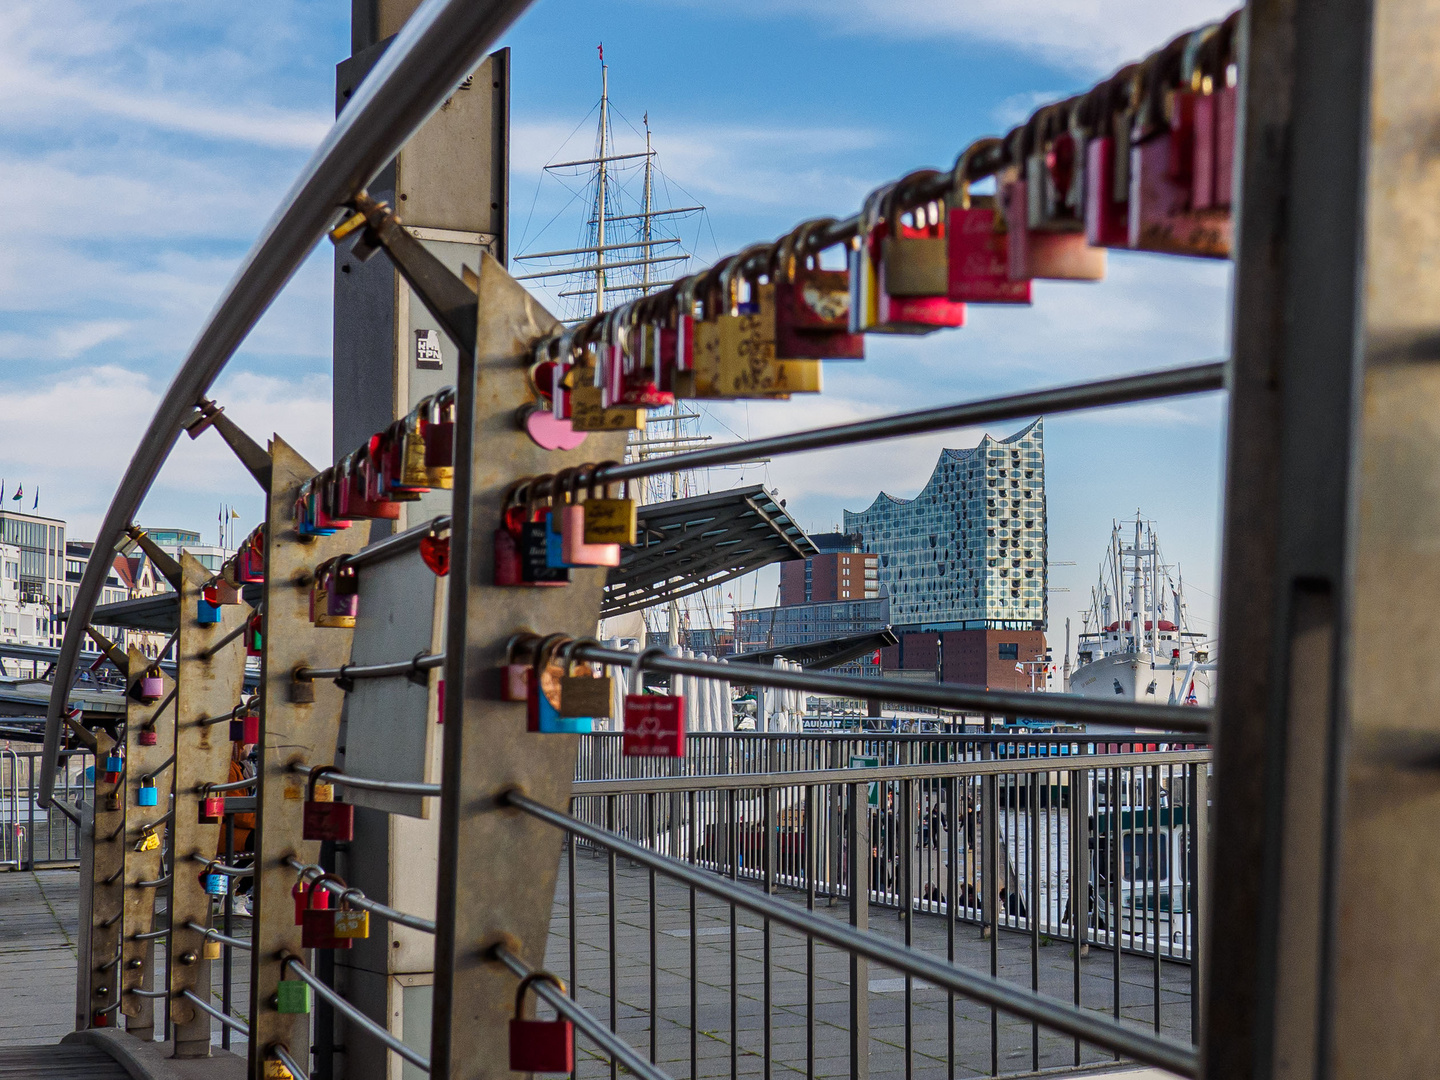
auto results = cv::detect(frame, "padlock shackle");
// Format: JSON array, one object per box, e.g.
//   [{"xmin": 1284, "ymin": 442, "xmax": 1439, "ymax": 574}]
[
  {"xmin": 307, "ymin": 872, "xmax": 347, "ymax": 912},
  {"xmin": 558, "ymin": 636, "xmax": 601, "ymax": 678},
  {"xmin": 950, "ymin": 138, "xmax": 1005, "ymax": 210},
  {"xmin": 548, "ymin": 470, "xmax": 571, "ymax": 507},
  {"xmin": 590, "ymin": 460, "xmax": 624, "ymax": 502},
  {"xmin": 531, "ymin": 633, "xmax": 572, "ymax": 679},
  {"xmin": 514, "ymin": 970, "xmax": 568, "ymax": 1018},
  {"xmin": 308, "ymin": 764, "xmax": 343, "ymax": 805},
  {"xmin": 880, "ymin": 169, "xmax": 945, "ymax": 235}
]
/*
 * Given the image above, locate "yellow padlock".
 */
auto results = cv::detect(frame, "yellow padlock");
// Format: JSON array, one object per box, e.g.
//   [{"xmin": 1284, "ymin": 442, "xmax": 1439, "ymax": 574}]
[
  {"xmin": 332, "ymin": 897, "xmax": 370, "ymax": 940},
  {"xmin": 202, "ymin": 939, "xmax": 222, "ymax": 961},
  {"xmin": 265, "ymin": 1061, "xmax": 294, "ymax": 1080},
  {"xmin": 135, "ymin": 827, "xmax": 160, "ymax": 853},
  {"xmin": 583, "ymin": 467, "xmax": 637, "ymax": 546},
  {"xmin": 570, "ymin": 384, "xmax": 645, "ymax": 432}
]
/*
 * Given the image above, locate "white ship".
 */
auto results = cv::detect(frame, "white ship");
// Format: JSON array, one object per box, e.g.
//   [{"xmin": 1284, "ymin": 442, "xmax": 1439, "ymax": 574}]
[{"xmin": 1067, "ymin": 515, "xmax": 1214, "ymax": 711}]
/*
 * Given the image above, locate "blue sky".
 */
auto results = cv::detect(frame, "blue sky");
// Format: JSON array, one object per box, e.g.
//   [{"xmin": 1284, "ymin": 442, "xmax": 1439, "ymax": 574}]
[{"xmin": 1, "ymin": 0, "xmax": 1236, "ymax": 639}]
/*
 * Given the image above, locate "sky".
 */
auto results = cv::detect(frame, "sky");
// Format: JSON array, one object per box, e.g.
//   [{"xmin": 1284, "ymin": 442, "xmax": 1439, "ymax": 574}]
[{"xmin": 1, "ymin": 0, "xmax": 1237, "ymax": 643}]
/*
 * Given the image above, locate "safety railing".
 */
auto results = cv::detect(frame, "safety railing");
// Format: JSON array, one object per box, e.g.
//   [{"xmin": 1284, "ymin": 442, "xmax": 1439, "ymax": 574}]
[
  {"xmin": 35, "ymin": 0, "xmax": 1258, "ymax": 1077},
  {"xmin": 0, "ymin": 749, "xmax": 92, "ymax": 868}
]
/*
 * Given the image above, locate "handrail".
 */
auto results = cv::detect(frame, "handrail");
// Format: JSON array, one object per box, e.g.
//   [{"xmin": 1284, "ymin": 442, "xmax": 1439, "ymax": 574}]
[
  {"xmin": 37, "ymin": 0, "xmax": 539, "ymax": 807},
  {"xmin": 185, "ymin": 921, "xmax": 252, "ymax": 950},
  {"xmin": 269, "ymin": 1044, "xmax": 309, "ymax": 1080},
  {"xmin": 505, "ymin": 790, "xmax": 1197, "ymax": 1078},
  {"xmin": 286, "ymin": 857, "xmax": 437, "ymax": 934},
  {"xmin": 182, "ymin": 989, "xmax": 250, "ymax": 1036},
  {"xmin": 291, "ymin": 762, "xmax": 440, "ymax": 797},
  {"xmin": 568, "ymin": 748, "xmax": 1212, "ymax": 796}
]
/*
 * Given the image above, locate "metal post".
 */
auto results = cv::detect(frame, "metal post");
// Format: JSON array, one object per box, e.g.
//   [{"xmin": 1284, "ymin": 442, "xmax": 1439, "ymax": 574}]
[
  {"xmin": 122, "ymin": 651, "xmax": 175, "ymax": 1042},
  {"xmin": 168, "ymin": 554, "xmax": 251, "ymax": 1057},
  {"xmin": 429, "ymin": 254, "xmax": 628, "ymax": 1079},
  {"xmin": 846, "ymin": 781, "xmax": 869, "ymax": 1080},
  {"xmin": 248, "ymin": 440, "xmax": 372, "ymax": 1080},
  {"xmin": 79, "ymin": 728, "xmax": 122, "ymax": 1030},
  {"xmin": 1189, "ymin": 762, "xmax": 1208, "ymax": 1044}
]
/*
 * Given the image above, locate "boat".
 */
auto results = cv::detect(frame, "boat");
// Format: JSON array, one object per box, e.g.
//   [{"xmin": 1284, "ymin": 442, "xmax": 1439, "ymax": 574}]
[{"xmin": 1066, "ymin": 514, "xmax": 1215, "ymax": 711}]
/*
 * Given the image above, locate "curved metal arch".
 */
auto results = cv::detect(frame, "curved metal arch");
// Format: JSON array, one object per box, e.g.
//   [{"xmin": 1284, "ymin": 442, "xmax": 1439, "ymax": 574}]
[{"xmin": 39, "ymin": 0, "xmax": 536, "ymax": 806}]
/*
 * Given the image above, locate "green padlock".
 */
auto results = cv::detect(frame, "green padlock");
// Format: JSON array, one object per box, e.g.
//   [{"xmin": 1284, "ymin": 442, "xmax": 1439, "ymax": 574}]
[{"xmin": 276, "ymin": 980, "xmax": 312, "ymax": 1014}]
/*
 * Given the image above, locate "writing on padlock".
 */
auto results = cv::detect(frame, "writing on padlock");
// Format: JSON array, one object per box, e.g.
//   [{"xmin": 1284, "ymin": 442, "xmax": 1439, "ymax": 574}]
[
  {"xmin": 527, "ymin": 636, "xmax": 592, "ymax": 734},
  {"xmin": 301, "ymin": 873, "xmax": 353, "ymax": 950},
  {"xmin": 332, "ymin": 902, "xmax": 370, "ymax": 940},
  {"xmin": 518, "ymin": 481, "xmax": 569, "ymax": 586},
  {"xmin": 947, "ymin": 139, "xmax": 1032, "ymax": 305},
  {"xmin": 204, "ymin": 867, "xmax": 230, "ymax": 896},
  {"xmin": 624, "ymin": 693, "xmax": 686, "ymax": 758},
  {"xmin": 135, "ymin": 826, "xmax": 161, "ymax": 853},
  {"xmin": 582, "ymin": 469, "xmax": 637, "ymax": 547},
  {"xmin": 265, "ymin": 1059, "xmax": 294, "ymax": 1079},
  {"xmin": 509, "ymin": 971, "xmax": 574, "ymax": 1074},
  {"xmin": 137, "ymin": 777, "xmax": 158, "ymax": 807},
  {"xmin": 303, "ymin": 766, "xmax": 354, "ymax": 842}
]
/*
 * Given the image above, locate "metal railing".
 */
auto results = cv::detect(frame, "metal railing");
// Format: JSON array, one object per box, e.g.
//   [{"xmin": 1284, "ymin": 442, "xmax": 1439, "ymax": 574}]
[{"xmin": 0, "ymin": 748, "xmax": 92, "ymax": 868}]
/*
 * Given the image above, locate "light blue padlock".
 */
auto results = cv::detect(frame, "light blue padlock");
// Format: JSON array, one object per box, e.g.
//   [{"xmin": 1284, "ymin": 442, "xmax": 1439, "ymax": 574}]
[
  {"xmin": 204, "ymin": 873, "xmax": 229, "ymax": 896},
  {"xmin": 137, "ymin": 778, "xmax": 158, "ymax": 807},
  {"xmin": 535, "ymin": 685, "xmax": 592, "ymax": 734},
  {"xmin": 197, "ymin": 600, "xmax": 222, "ymax": 625}
]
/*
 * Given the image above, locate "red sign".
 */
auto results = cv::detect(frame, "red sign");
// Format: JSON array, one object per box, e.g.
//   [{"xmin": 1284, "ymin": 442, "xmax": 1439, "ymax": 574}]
[{"xmin": 623, "ymin": 695, "xmax": 686, "ymax": 757}]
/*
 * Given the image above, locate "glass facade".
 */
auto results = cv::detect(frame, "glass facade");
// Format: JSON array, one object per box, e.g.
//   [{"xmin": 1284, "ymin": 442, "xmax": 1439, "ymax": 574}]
[
  {"xmin": 736, "ymin": 597, "xmax": 891, "ymax": 677},
  {"xmin": 843, "ymin": 419, "xmax": 1046, "ymax": 631}
]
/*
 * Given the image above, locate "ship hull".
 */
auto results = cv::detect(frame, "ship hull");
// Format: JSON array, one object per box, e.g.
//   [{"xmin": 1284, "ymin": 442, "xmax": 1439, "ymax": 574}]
[{"xmin": 1068, "ymin": 652, "xmax": 1212, "ymax": 709}]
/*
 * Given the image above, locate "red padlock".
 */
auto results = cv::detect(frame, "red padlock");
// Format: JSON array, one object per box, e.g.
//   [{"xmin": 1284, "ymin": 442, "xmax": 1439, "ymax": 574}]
[
  {"xmin": 1190, "ymin": 81, "xmax": 1236, "ymax": 211},
  {"xmin": 509, "ymin": 972, "xmax": 574, "ymax": 1074},
  {"xmin": 138, "ymin": 728, "xmax": 159, "ymax": 747},
  {"xmin": 300, "ymin": 873, "xmax": 351, "ymax": 950},
  {"xmin": 946, "ymin": 139, "xmax": 1032, "ymax": 305},
  {"xmin": 500, "ymin": 634, "xmax": 532, "ymax": 703},
  {"xmin": 623, "ymin": 693, "xmax": 686, "ymax": 758},
  {"xmin": 773, "ymin": 220, "xmax": 865, "ymax": 359},
  {"xmin": 494, "ymin": 480, "xmax": 528, "ymax": 587},
  {"xmin": 302, "ymin": 766, "xmax": 354, "ymax": 843},
  {"xmin": 293, "ymin": 875, "xmax": 330, "ymax": 926},
  {"xmin": 230, "ymin": 709, "xmax": 260, "ymax": 744},
  {"xmin": 1002, "ymin": 136, "xmax": 1105, "ymax": 284},
  {"xmin": 245, "ymin": 611, "xmax": 263, "ymax": 657},
  {"xmin": 199, "ymin": 785, "xmax": 225, "ymax": 824}
]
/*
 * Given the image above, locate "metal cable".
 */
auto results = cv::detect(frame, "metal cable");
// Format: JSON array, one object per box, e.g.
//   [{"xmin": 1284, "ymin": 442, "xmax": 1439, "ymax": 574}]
[
  {"xmin": 269, "ymin": 1044, "xmax": 309, "ymax": 1080},
  {"xmin": 182, "ymin": 989, "xmax": 250, "ymax": 1036},
  {"xmin": 491, "ymin": 944, "xmax": 671, "ymax": 1080},
  {"xmin": 296, "ymin": 652, "xmax": 444, "ymax": 683},
  {"xmin": 191, "ymin": 852, "xmax": 253, "ymax": 877},
  {"xmin": 185, "ymin": 921, "xmax": 251, "ymax": 950},
  {"xmin": 291, "ymin": 763, "xmax": 440, "ymax": 797},
  {"xmin": 282, "ymin": 956, "xmax": 430, "ymax": 1071},
  {"xmin": 343, "ymin": 515, "xmax": 451, "ymax": 571},
  {"xmin": 505, "ymin": 790, "xmax": 1197, "ymax": 1078}
]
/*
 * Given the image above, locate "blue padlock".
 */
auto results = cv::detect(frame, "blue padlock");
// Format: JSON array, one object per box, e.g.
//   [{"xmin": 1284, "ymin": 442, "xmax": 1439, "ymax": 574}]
[
  {"xmin": 204, "ymin": 873, "xmax": 230, "ymax": 896},
  {"xmin": 105, "ymin": 753, "xmax": 123, "ymax": 773},
  {"xmin": 534, "ymin": 682, "xmax": 593, "ymax": 734},
  {"xmin": 543, "ymin": 510, "xmax": 578, "ymax": 569},
  {"xmin": 197, "ymin": 599, "xmax": 222, "ymax": 624},
  {"xmin": 137, "ymin": 778, "xmax": 158, "ymax": 807}
]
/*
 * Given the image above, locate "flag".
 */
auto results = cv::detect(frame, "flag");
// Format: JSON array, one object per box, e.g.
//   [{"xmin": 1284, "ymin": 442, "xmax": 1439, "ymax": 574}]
[
  {"xmin": 1015, "ymin": 662, "xmax": 1024, "ymax": 673},
  {"xmin": 11, "ymin": 485, "xmax": 21, "ymax": 502},
  {"xmin": 598, "ymin": 42, "xmax": 604, "ymax": 62},
  {"xmin": 31, "ymin": 488, "xmax": 37, "ymax": 510},
  {"xmin": 230, "ymin": 508, "xmax": 241, "ymax": 519}
]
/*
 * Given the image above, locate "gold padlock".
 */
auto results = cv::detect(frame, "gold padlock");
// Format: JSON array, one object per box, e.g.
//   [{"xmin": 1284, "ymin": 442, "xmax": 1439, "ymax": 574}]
[
  {"xmin": 135, "ymin": 826, "xmax": 160, "ymax": 853},
  {"xmin": 557, "ymin": 639, "xmax": 612, "ymax": 719},
  {"xmin": 401, "ymin": 410, "xmax": 430, "ymax": 488},
  {"xmin": 571, "ymin": 383, "xmax": 645, "ymax": 432},
  {"xmin": 202, "ymin": 939, "xmax": 222, "ymax": 961},
  {"xmin": 265, "ymin": 1061, "xmax": 294, "ymax": 1080},
  {"xmin": 583, "ymin": 466, "xmax": 638, "ymax": 546},
  {"xmin": 333, "ymin": 894, "xmax": 370, "ymax": 940}
]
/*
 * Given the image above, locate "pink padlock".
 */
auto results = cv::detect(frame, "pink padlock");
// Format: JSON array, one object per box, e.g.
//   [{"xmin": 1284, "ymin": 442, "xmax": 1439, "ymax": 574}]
[
  {"xmin": 946, "ymin": 139, "xmax": 1031, "ymax": 305},
  {"xmin": 136, "ymin": 666, "xmax": 164, "ymax": 703},
  {"xmin": 559, "ymin": 470, "xmax": 620, "ymax": 568}
]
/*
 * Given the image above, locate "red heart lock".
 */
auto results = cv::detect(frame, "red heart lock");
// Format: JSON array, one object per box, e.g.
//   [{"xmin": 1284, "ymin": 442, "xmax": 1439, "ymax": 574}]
[{"xmin": 420, "ymin": 534, "xmax": 450, "ymax": 576}]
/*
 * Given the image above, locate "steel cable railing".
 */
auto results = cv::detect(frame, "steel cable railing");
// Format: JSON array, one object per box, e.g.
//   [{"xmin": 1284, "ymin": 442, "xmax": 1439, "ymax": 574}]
[
  {"xmin": 38, "ymin": 0, "xmax": 540, "ymax": 807},
  {"xmin": 286, "ymin": 856, "xmax": 437, "ymax": 934},
  {"xmin": 282, "ymin": 956, "xmax": 430, "ymax": 1070},
  {"xmin": 505, "ymin": 789, "xmax": 1198, "ymax": 1078}
]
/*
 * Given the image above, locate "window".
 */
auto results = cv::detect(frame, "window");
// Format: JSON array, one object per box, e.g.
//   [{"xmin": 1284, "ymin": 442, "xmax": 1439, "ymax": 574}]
[{"xmin": 997, "ymin": 642, "xmax": 1019, "ymax": 660}]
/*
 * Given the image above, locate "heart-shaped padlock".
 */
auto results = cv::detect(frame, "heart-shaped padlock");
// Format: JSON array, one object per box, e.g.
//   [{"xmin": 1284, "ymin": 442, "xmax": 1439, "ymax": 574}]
[{"xmin": 419, "ymin": 533, "xmax": 449, "ymax": 576}]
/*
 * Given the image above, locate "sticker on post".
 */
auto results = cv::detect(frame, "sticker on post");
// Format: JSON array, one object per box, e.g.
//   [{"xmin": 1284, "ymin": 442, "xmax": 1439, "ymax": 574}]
[{"xmin": 415, "ymin": 328, "xmax": 444, "ymax": 370}]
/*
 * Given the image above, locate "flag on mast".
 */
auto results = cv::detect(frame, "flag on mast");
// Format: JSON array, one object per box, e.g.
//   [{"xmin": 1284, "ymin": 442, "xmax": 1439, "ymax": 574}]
[
  {"xmin": 12, "ymin": 485, "xmax": 21, "ymax": 503},
  {"xmin": 31, "ymin": 488, "xmax": 37, "ymax": 510}
]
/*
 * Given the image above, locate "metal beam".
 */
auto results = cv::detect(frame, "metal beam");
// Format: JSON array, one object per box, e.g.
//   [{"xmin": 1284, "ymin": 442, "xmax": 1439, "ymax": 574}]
[{"xmin": 40, "ymin": 0, "xmax": 539, "ymax": 809}]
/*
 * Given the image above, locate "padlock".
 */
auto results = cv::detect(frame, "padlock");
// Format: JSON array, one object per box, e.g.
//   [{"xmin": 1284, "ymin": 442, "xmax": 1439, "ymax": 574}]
[
  {"xmin": 106, "ymin": 792, "xmax": 122, "ymax": 812},
  {"xmin": 245, "ymin": 611, "xmax": 263, "ymax": 657},
  {"xmin": 1190, "ymin": 19, "xmax": 1238, "ymax": 213},
  {"xmin": 199, "ymin": 788, "xmax": 225, "ymax": 823},
  {"xmin": 569, "ymin": 381, "xmax": 645, "ymax": 431},
  {"xmin": 421, "ymin": 390, "xmax": 455, "ymax": 489},
  {"xmin": 520, "ymin": 484, "xmax": 569, "ymax": 586},
  {"xmin": 230, "ymin": 710, "xmax": 259, "ymax": 744},
  {"xmin": 236, "ymin": 531, "xmax": 265, "ymax": 583},
  {"xmin": 340, "ymin": 449, "xmax": 400, "ymax": 520},
  {"xmin": 1127, "ymin": 31, "xmax": 1231, "ymax": 258},
  {"xmin": 197, "ymin": 598, "xmax": 222, "ymax": 625},
  {"xmin": 860, "ymin": 176, "xmax": 967, "ymax": 334},
  {"xmin": 583, "ymin": 468, "xmax": 637, "ymax": 546},
  {"xmin": 331, "ymin": 894, "xmax": 370, "ymax": 940},
  {"xmin": 137, "ymin": 777, "xmax": 158, "ymax": 807},
  {"xmin": 301, "ymin": 874, "xmax": 353, "ymax": 950},
  {"xmin": 1024, "ymin": 106, "xmax": 1086, "ymax": 234},
  {"xmin": 509, "ymin": 971, "xmax": 574, "ymax": 1074},
  {"xmin": 308, "ymin": 559, "xmax": 329, "ymax": 625},
  {"xmin": 265, "ymin": 1060, "xmax": 294, "ymax": 1080},
  {"xmin": 136, "ymin": 666, "xmax": 164, "ymax": 703},
  {"xmin": 614, "ymin": 318, "xmax": 674, "ymax": 407},
  {"xmin": 500, "ymin": 635, "xmax": 534, "ymax": 703},
  {"xmin": 215, "ymin": 577, "xmax": 242, "ymax": 605},
  {"xmin": 202, "ymin": 939, "xmax": 222, "ymax": 961},
  {"xmin": 494, "ymin": 523, "xmax": 523, "ymax": 586},
  {"xmin": 104, "ymin": 752, "xmax": 123, "ymax": 784},
  {"xmin": 276, "ymin": 979, "xmax": 312, "ymax": 1014},
  {"xmin": 557, "ymin": 639, "xmax": 613, "ymax": 719},
  {"xmin": 138, "ymin": 728, "xmax": 158, "ymax": 747},
  {"xmin": 541, "ymin": 480, "xmax": 578, "ymax": 571},
  {"xmin": 303, "ymin": 767, "xmax": 354, "ymax": 842},
  {"xmin": 293, "ymin": 877, "xmax": 329, "ymax": 926},
  {"xmin": 527, "ymin": 636, "xmax": 592, "ymax": 734},
  {"xmin": 399, "ymin": 410, "xmax": 432, "ymax": 490},
  {"xmin": 559, "ymin": 468, "xmax": 621, "ymax": 568},
  {"xmin": 624, "ymin": 693, "xmax": 686, "ymax": 758},
  {"xmin": 709, "ymin": 253, "xmax": 823, "ymax": 397},
  {"xmin": 135, "ymin": 826, "xmax": 161, "ymax": 853},
  {"xmin": 946, "ymin": 139, "xmax": 1032, "ymax": 305},
  {"xmin": 379, "ymin": 424, "xmax": 427, "ymax": 501},
  {"xmin": 772, "ymin": 221, "xmax": 865, "ymax": 360},
  {"xmin": 321, "ymin": 561, "xmax": 359, "ymax": 628},
  {"xmin": 204, "ymin": 871, "xmax": 230, "ymax": 896},
  {"xmin": 419, "ymin": 526, "xmax": 450, "ymax": 576}
]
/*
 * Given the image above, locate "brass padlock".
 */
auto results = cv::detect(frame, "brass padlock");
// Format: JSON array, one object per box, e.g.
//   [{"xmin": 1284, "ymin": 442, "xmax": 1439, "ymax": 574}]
[
  {"xmin": 557, "ymin": 638, "xmax": 612, "ymax": 719},
  {"xmin": 202, "ymin": 939, "xmax": 222, "ymax": 961}
]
